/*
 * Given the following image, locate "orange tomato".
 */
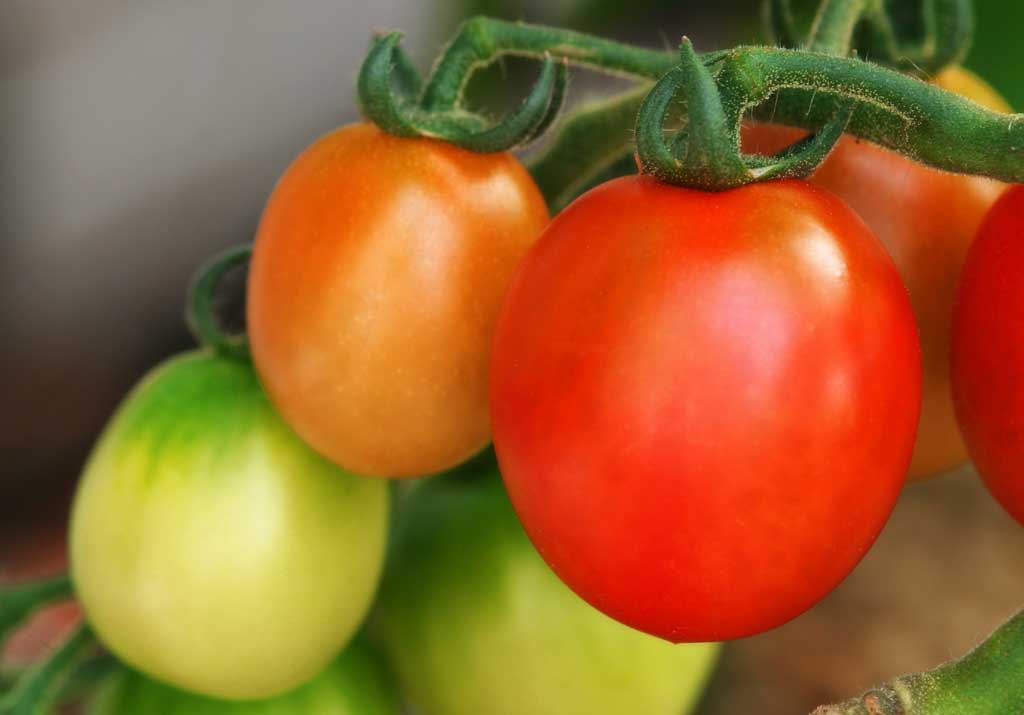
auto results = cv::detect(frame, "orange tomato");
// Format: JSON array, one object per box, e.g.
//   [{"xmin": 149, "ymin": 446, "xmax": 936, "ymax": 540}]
[
  {"xmin": 248, "ymin": 123, "xmax": 548, "ymax": 478},
  {"xmin": 743, "ymin": 66, "xmax": 1009, "ymax": 480}
]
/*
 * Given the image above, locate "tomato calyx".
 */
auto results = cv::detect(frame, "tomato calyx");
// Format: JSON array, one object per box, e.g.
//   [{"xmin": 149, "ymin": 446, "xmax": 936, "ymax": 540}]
[
  {"xmin": 635, "ymin": 38, "xmax": 853, "ymax": 191},
  {"xmin": 358, "ymin": 33, "xmax": 567, "ymax": 154},
  {"xmin": 186, "ymin": 245, "xmax": 252, "ymax": 362}
]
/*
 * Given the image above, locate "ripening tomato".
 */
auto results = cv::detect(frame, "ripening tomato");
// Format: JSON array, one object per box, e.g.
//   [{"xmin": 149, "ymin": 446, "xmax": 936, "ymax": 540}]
[
  {"xmin": 248, "ymin": 123, "xmax": 549, "ymax": 478},
  {"xmin": 952, "ymin": 185, "xmax": 1024, "ymax": 525},
  {"xmin": 490, "ymin": 176, "xmax": 921, "ymax": 642},
  {"xmin": 373, "ymin": 459, "xmax": 720, "ymax": 715},
  {"xmin": 743, "ymin": 66, "xmax": 1010, "ymax": 479},
  {"xmin": 88, "ymin": 635, "xmax": 401, "ymax": 715},
  {"xmin": 70, "ymin": 352, "xmax": 389, "ymax": 700}
]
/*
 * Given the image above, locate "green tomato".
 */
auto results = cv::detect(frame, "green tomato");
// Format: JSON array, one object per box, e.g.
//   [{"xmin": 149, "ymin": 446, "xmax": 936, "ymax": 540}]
[
  {"xmin": 373, "ymin": 457, "xmax": 721, "ymax": 715},
  {"xmin": 70, "ymin": 351, "xmax": 389, "ymax": 700},
  {"xmin": 87, "ymin": 634, "xmax": 401, "ymax": 715}
]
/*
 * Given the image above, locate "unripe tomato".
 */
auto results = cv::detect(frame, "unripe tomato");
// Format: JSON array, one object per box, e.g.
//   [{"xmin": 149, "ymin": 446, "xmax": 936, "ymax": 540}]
[
  {"xmin": 88, "ymin": 635, "xmax": 400, "ymax": 715},
  {"xmin": 743, "ymin": 66, "xmax": 1010, "ymax": 480},
  {"xmin": 248, "ymin": 123, "xmax": 549, "ymax": 478},
  {"xmin": 952, "ymin": 185, "xmax": 1024, "ymax": 525},
  {"xmin": 374, "ymin": 460, "xmax": 720, "ymax": 715},
  {"xmin": 490, "ymin": 177, "xmax": 921, "ymax": 642},
  {"xmin": 70, "ymin": 352, "xmax": 389, "ymax": 700}
]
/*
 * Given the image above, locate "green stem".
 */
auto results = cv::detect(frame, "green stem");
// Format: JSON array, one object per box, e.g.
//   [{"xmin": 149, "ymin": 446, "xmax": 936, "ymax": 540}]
[
  {"xmin": 730, "ymin": 45, "xmax": 1024, "ymax": 182},
  {"xmin": 368, "ymin": 17, "xmax": 1024, "ymax": 186},
  {"xmin": 806, "ymin": 0, "xmax": 869, "ymax": 54},
  {"xmin": 813, "ymin": 609, "xmax": 1024, "ymax": 714},
  {"xmin": 0, "ymin": 624, "xmax": 94, "ymax": 715},
  {"xmin": 0, "ymin": 576, "xmax": 72, "ymax": 647},
  {"xmin": 420, "ymin": 17, "xmax": 677, "ymax": 111},
  {"xmin": 187, "ymin": 245, "xmax": 251, "ymax": 361}
]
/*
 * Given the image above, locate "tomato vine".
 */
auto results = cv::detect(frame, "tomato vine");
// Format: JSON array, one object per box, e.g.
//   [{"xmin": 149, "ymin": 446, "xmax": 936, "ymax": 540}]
[{"xmin": 358, "ymin": 4, "xmax": 1023, "ymax": 193}]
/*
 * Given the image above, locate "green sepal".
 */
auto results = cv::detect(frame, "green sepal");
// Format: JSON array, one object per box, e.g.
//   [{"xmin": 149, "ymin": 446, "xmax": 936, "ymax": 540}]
[
  {"xmin": 358, "ymin": 33, "xmax": 567, "ymax": 153},
  {"xmin": 451, "ymin": 54, "xmax": 567, "ymax": 153},
  {"xmin": 742, "ymin": 100, "xmax": 853, "ymax": 180}
]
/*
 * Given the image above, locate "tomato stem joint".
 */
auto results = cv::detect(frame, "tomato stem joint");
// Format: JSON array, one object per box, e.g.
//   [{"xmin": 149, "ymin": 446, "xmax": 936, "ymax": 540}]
[{"xmin": 635, "ymin": 38, "xmax": 852, "ymax": 191}]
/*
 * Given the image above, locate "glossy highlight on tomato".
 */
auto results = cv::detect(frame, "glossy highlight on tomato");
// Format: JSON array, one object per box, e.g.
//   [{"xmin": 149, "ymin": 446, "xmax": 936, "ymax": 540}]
[
  {"xmin": 743, "ymin": 66, "xmax": 1010, "ymax": 480},
  {"xmin": 70, "ymin": 352, "xmax": 389, "ymax": 700},
  {"xmin": 374, "ymin": 458, "xmax": 720, "ymax": 715},
  {"xmin": 248, "ymin": 122, "xmax": 549, "ymax": 478},
  {"xmin": 490, "ymin": 176, "xmax": 921, "ymax": 642},
  {"xmin": 952, "ymin": 185, "xmax": 1024, "ymax": 526}
]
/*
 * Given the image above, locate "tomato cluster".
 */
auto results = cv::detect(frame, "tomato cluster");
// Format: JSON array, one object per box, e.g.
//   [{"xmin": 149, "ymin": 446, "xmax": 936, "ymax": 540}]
[{"xmin": 49, "ymin": 35, "xmax": 1023, "ymax": 715}]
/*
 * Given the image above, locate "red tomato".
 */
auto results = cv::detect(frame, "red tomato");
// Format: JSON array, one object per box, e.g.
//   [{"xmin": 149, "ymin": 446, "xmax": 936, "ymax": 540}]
[
  {"xmin": 952, "ymin": 185, "xmax": 1024, "ymax": 525},
  {"xmin": 490, "ymin": 176, "xmax": 921, "ymax": 642},
  {"xmin": 743, "ymin": 67, "xmax": 1009, "ymax": 480},
  {"xmin": 248, "ymin": 123, "xmax": 548, "ymax": 478}
]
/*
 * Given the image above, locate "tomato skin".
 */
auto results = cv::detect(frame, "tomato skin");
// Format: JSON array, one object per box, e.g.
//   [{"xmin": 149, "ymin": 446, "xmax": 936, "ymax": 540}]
[
  {"xmin": 952, "ymin": 186, "xmax": 1024, "ymax": 525},
  {"xmin": 70, "ymin": 352, "xmax": 389, "ymax": 700},
  {"xmin": 743, "ymin": 66, "xmax": 1009, "ymax": 480},
  {"xmin": 374, "ymin": 463, "xmax": 720, "ymax": 715},
  {"xmin": 248, "ymin": 123, "xmax": 549, "ymax": 478},
  {"xmin": 490, "ymin": 176, "xmax": 921, "ymax": 642},
  {"xmin": 87, "ymin": 635, "xmax": 401, "ymax": 715}
]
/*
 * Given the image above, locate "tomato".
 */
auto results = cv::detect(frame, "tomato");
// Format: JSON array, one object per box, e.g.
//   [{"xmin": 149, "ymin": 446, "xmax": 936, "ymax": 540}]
[
  {"xmin": 743, "ymin": 66, "xmax": 1009, "ymax": 479},
  {"xmin": 373, "ymin": 460, "xmax": 720, "ymax": 715},
  {"xmin": 490, "ymin": 176, "xmax": 921, "ymax": 642},
  {"xmin": 247, "ymin": 122, "xmax": 549, "ymax": 478},
  {"xmin": 951, "ymin": 185, "xmax": 1024, "ymax": 525},
  {"xmin": 69, "ymin": 352, "xmax": 389, "ymax": 700},
  {"xmin": 87, "ymin": 635, "xmax": 400, "ymax": 715}
]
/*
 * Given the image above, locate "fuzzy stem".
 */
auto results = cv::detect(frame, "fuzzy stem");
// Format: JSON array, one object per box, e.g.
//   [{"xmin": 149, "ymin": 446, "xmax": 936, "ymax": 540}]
[
  {"xmin": 731, "ymin": 46, "xmax": 1024, "ymax": 182},
  {"xmin": 393, "ymin": 18, "xmax": 1024, "ymax": 185},
  {"xmin": 806, "ymin": 0, "xmax": 869, "ymax": 54},
  {"xmin": 420, "ymin": 18, "xmax": 677, "ymax": 111},
  {"xmin": 812, "ymin": 609, "xmax": 1024, "ymax": 714}
]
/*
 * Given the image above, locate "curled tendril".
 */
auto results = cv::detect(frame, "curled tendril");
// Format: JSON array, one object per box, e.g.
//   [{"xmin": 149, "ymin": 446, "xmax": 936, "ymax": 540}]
[
  {"xmin": 765, "ymin": 0, "xmax": 972, "ymax": 75},
  {"xmin": 358, "ymin": 32, "xmax": 568, "ymax": 153},
  {"xmin": 856, "ymin": 0, "xmax": 973, "ymax": 75},
  {"xmin": 187, "ymin": 245, "xmax": 252, "ymax": 361},
  {"xmin": 636, "ymin": 38, "xmax": 851, "ymax": 191}
]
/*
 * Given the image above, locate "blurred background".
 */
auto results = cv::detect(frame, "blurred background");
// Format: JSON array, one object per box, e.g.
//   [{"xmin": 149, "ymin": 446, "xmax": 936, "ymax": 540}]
[{"xmin": 2, "ymin": 0, "xmax": 1023, "ymax": 712}]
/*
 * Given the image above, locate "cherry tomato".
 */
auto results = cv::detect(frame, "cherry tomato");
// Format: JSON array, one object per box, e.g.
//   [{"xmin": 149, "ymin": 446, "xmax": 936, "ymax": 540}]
[
  {"xmin": 248, "ymin": 123, "xmax": 549, "ymax": 478},
  {"xmin": 952, "ymin": 185, "xmax": 1024, "ymax": 525},
  {"xmin": 69, "ymin": 352, "xmax": 389, "ymax": 700},
  {"xmin": 374, "ymin": 458, "xmax": 720, "ymax": 715},
  {"xmin": 490, "ymin": 176, "xmax": 921, "ymax": 642},
  {"xmin": 87, "ymin": 635, "xmax": 400, "ymax": 715},
  {"xmin": 743, "ymin": 66, "xmax": 1009, "ymax": 480}
]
